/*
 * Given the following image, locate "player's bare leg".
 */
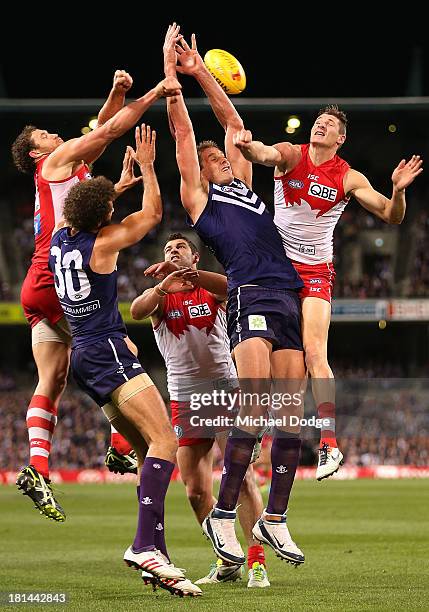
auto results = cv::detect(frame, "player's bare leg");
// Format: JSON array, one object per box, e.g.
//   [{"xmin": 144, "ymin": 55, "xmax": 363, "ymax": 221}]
[
  {"xmin": 177, "ymin": 441, "xmax": 216, "ymax": 523},
  {"xmin": 16, "ymin": 319, "xmax": 70, "ymax": 522},
  {"xmin": 117, "ymin": 380, "xmax": 200, "ymax": 594},
  {"xmin": 302, "ymin": 297, "xmax": 344, "ymax": 479}
]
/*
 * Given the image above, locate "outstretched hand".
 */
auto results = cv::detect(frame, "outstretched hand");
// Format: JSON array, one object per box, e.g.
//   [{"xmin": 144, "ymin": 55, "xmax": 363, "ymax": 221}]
[
  {"xmin": 163, "ymin": 23, "xmax": 183, "ymax": 76},
  {"xmin": 114, "ymin": 146, "xmax": 142, "ymax": 195},
  {"xmin": 175, "ymin": 34, "xmax": 204, "ymax": 76},
  {"xmin": 392, "ymin": 155, "xmax": 423, "ymax": 191},
  {"xmin": 144, "ymin": 260, "xmax": 179, "ymax": 279},
  {"xmin": 158, "ymin": 268, "xmax": 195, "ymax": 293},
  {"xmin": 132, "ymin": 124, "xmax": 156, "ymax": 166}
]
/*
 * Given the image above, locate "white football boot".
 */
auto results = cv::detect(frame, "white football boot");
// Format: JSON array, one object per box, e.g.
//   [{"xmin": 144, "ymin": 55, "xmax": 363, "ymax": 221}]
[
  {"xmin": 195, "ymin": 558, "xmax": 242, "ymax": 584},
  {"xmin": 316, "ymin": 443, "xmax": 344, "ymax": 481},
  {"xmin": 124, "ymin": 546, "xmax": 185, "ymax": 580},
  {"xmin": 252, "ymin": 511, "xmax": 304, "ymax": 566},
  {"xmin": 202, "ymin": 508, "xmax": 245, "ymax": 565}
]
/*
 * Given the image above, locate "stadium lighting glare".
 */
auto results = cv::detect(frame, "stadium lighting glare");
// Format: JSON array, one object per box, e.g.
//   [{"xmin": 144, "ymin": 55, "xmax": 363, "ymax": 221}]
[
  {"xmin": 285, "ymin": 126, "xmax": 296, "ymax": 134},
  {"xmin": 378, "ymin": 320, "xmax": 387, "ymax": 330},
  {"xmin": 375, "ymin": 238, "xmax": 384, "ymax": 247},
  {"xmin": 287, "ymin": 116, "xmax": 301, "ymax": 129},
  {"xmin": 88, "ymin": 118, "xmax": 98, "ymax": 130},
  {"xmin": 81, "ymin": 126, "xmax": 91, "ymax": 135},
  {"xmin": 388, "ymin": 124, "xmax": 397, "ymax": 133}
]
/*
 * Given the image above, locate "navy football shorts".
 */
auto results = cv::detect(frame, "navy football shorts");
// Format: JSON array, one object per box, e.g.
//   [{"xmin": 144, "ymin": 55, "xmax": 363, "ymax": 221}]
[
  {"xmin": 71, "ymin": 335, "xmax": 146, "ymax": 406},
  {"xmin": 227, "ymin": 285, "xmax": 303, "ymax": 351}
]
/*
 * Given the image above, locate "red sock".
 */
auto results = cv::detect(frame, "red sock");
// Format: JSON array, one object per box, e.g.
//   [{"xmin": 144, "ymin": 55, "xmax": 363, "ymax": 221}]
[
  {"xmin": 318, "ymin": 402, "xmax": 337, "ymax": 448},
  {"xmin": 110, "ymin": 427, "xmax": 132, "ymax": 455},
  {"xmin": 26, "ymin": 395, "xmax": 57, "ymax": 479},
  {"xmin": 248, "ymin": 544, "xmax": 265, "ymax": 569}
]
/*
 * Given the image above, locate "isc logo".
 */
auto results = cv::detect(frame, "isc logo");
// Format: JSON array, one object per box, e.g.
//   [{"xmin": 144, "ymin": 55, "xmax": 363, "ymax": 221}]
[
  {"xmin": 308, "ymin": 182, "xmax": 337, "ymax": 202},
  {"xmin": 310, "ymin": 287, "xmax": 322, "ymax": 292},
  {"xmin": 188, "ymin": 303, "xmax": 212, "ymax": 318}
]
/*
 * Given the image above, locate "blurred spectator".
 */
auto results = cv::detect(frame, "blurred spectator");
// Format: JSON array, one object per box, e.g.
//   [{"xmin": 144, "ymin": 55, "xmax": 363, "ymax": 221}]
[{"xmin": 1, "ymin": 367, "xmax": 428, "ymax": 471}]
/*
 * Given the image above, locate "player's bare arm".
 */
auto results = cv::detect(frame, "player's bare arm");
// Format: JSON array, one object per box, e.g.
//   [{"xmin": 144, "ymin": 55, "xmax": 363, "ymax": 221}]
[
  {"xmin": 163, "ymin": 25, "xmax": 207, "ymax": 221},
  {"xmin": 233, "ymin": 129, "xmax": 301, "ymax": 175},
  {"xmin": 130, "ymin": 287, "xmax": 166, "ymax": 322},
  {"xmin": 44, "ymin": 77, "xmax": 181, "ymax": 177},
  {"xmin": 131, "ymin": 269, "xmax": 192, "ymax": 322},
  {"xmin": 344, "ymin": 155, "xmax": 423, "ymax": 224},
  {"xmin": 175, "ymin": 30, "xmax": 251, "ymax": 188},
  {"xmin": 93, "ymin": 124, "xmax": 162, "ymax": 265},
  {"xmin": 97, "ymin": 69, "xmax": 133, "ymax": 127}
]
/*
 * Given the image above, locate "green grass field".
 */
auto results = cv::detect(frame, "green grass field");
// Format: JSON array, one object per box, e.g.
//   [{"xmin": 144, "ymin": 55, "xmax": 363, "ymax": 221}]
[{"xmin": 0, "ymin": 480, "xmax": 428, "ymax": 611}]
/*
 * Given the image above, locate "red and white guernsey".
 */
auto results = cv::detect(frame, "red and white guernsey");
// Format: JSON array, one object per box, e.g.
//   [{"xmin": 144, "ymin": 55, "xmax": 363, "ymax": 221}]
[
  {"xmin": 274, "ymin": 144, "xmax": 350, "ymax": 264},
  {"xmin": 32, "ymin": 158, "xmax": 91, "ymax": 270},
  {"xmin": 153, "ymin": 287, "xmax": 237, "ymax": 400}
]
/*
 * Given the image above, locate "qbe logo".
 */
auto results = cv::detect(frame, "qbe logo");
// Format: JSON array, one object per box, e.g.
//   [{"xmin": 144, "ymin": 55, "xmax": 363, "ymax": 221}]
[
  {"xmin": 308, "ymin": 182, "xmax": 337, "ymax": 202},
  {"xmin": 188, "ymin": 303, "xmax": 212, "ymax": 318}
]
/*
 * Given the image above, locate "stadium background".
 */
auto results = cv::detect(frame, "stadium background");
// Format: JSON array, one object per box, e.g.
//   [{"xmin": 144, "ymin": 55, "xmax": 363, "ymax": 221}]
[{"xmin": 0, "ymin": 19, "xmax": 428, "ymax": 610}]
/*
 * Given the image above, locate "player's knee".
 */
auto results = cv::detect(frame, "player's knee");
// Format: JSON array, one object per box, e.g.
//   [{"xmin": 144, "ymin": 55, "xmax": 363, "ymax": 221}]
[
  {"xmin": 186, "ymin": 483, "xmax": 211, "ymax": 511},
  {"xmin": 40, "ymin": 364, "xmax": 68, "ymax": 397},
  {"xmin": 163, "ymin": 431, "xmax": 179, "ymax": 456}
]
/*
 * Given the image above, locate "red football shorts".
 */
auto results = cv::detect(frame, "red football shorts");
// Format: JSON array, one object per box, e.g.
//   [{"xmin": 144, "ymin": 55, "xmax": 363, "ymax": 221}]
[
  {"xmin": 292, "ymin": 261, "xmax": 335, "ymax": 303},
  {"xmin": 21, "ymin": 265, "xmax": 64, "ymax": 328},
  {"xmin": 171, "ymin": 393, "xmax": 239, "ymax": 447}
]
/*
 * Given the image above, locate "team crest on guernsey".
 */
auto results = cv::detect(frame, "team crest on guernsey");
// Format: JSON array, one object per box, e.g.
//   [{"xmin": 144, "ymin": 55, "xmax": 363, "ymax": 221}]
[{"xmin": 174, "ymin": 425, "xmax": 184, "ymax": 439}]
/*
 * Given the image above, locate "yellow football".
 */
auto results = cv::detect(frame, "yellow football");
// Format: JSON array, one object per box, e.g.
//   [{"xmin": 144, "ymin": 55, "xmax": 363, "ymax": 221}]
[{"xmin": 203, "ymin": 49, "xmax": 246, "ymax": 95}]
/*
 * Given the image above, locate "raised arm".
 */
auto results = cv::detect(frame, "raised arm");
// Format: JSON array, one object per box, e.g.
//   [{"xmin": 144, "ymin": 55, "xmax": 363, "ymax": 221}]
[
  {"xmin": 175, "ymin": 33, "xmax": 251, "ymax": 186},
  {"xmin": 233, "ymin": 129, "xmax": 301, "ymax": 174},
  {"xmin": 163, "ymin": 24, "xmax": 207, "ymax": 221},
  {"xmin": 344, "ymin": 155, "xmax": 423, "ymax": 224},
  {"xmin": 97, "ymin": 70, "xmax": 133, "ymax": 127},
  {"xmin": 47, "ymin": 77, "xmax": 181, "ymax": 168},
  {"xmin": 96, "ymin": 124, "xmax": 162, "ymax": 254}
]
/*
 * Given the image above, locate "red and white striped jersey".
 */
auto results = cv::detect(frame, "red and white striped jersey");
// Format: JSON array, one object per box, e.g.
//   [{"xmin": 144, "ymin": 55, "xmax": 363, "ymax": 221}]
[
  {"xmin": 274, "ymin": 144, "xmax": 350, "ymax": 264},
  {"xmin": 153, "ymin": 287, "xmax": 236, "ymax": 400},
  {"xmin": 32, "ymin": 158, "xmax": 91, "ymax": 269}
]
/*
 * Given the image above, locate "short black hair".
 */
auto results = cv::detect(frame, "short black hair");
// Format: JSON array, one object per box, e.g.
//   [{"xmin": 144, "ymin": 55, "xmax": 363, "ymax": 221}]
[
  {"xmin": 165, "ymin": 232, "xmax": 199, "ymax": 254},
  {"xmin": 11, "ymin": 125, "xmax": 38, "ymax": 174},
  {"xmin": 63, "ymin": 177, "xmax": 115, "ymax": 232}
]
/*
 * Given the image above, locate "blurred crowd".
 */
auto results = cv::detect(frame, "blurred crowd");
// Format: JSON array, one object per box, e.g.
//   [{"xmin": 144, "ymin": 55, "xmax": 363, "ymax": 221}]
[
  {"xmin": 1, "ymin": 368, "xmax": 428, "ymax": 471},
  {"xmin": 4, "ymin": 192, "xmax": 428, "ymax": 301}
]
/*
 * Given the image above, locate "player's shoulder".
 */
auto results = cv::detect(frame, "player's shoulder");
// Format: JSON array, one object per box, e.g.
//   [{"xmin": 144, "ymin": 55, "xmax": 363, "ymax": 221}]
[{"xmin": 273, "ymin": 142, "xmax": 303, "ymax": 176}]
